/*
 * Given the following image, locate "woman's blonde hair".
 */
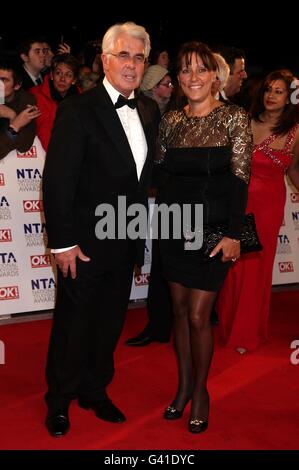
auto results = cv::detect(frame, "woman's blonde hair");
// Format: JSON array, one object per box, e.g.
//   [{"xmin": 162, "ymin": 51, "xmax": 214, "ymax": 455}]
[{"xmin": 213, "ymin": 53, "xmax": 230, "ymax": 91}]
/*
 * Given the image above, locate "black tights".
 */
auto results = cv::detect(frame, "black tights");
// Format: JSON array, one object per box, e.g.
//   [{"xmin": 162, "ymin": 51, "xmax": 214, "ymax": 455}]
[{"xmin": 168, "ymin": 281, "xmax": 217, "ymax": 420}]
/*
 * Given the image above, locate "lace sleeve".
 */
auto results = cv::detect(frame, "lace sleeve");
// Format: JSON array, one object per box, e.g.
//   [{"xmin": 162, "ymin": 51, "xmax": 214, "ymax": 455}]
[
  {"xmin": 226, "ymin": 108, "xmax": 253, "ymax": 238},
  {"xmin": 229, "ymin": 107, "xmax": 253, "ymax": 184},
  {"xmin": 155, "ymin": 111, "xmax": 177, "ymax": 164}
]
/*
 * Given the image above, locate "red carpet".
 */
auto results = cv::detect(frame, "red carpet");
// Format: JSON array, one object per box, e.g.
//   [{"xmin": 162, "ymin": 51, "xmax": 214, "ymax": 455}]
[{"xmin": 0, "ymin": 290, "xmax": 298, "ymax": 450}]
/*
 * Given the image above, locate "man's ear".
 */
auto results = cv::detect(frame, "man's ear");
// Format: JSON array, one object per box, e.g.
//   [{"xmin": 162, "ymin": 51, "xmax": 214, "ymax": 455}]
[
  {"xmin": 101, "ymin": 53, "xmax": 109, "ymax": 72},
  {"xmin": 14, "ymin": 83, "xmax": 22, "ymax": 91},
  {"xmin": 20, "ymin": 53, "xmax": 29, "ymax": 64}
]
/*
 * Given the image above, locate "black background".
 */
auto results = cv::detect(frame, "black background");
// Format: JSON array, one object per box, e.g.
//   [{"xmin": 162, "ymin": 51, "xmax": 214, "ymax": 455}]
[{"xmin": 0, "ymin": 13, "xmax": 297, "ymax": 75}]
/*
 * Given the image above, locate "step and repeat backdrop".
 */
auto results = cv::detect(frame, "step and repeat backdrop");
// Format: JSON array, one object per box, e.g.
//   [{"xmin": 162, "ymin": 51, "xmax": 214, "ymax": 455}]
[
  {"xmin": 0, "ymin": 139, "xmax": 299, "ymax": 316},
  {"xmin": 272, "ymin": 178, "xmax": 299, "ymax": 283}
]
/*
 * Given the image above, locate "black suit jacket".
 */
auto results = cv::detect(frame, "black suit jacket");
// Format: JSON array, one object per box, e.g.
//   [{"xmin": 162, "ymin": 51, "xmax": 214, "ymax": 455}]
[
  {"xmin": 20, "ymin": 68, "xmax": 38, "ymax": 90},
  {"xmin": 43, "ymin": 83, "xmax": 160, "ymax": 268},
  {"xmin": 0, "ymin": 89, "xmax": 36, "ymax": 160}
]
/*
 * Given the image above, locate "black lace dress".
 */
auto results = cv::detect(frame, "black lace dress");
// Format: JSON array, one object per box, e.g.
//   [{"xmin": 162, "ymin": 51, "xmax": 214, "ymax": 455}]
[{"xmin": 156, "ymin": 104, "xmax": 252, "ymax": 291}]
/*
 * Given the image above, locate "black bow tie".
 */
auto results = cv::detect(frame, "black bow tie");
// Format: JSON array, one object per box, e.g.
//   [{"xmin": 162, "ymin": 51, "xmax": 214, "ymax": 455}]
[{"xmin": 115, "ymin": 94, "xmax": 137, "ymax": 109}]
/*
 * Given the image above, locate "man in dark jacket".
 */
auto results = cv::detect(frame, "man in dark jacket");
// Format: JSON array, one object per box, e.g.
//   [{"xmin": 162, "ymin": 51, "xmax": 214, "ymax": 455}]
[
  {"xmin": 43, "ymin": 22, "xmax": 160, "ymax": 437},
  {"xmin": 0, "ymin": 59, "xmax": 40, "ymax": 160}
]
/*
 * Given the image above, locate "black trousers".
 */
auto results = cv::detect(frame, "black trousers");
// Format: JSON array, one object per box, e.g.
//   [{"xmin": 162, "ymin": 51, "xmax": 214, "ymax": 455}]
[{"xmin": 45, "ymin": 257, "xmax": 134, "ymax": 413}]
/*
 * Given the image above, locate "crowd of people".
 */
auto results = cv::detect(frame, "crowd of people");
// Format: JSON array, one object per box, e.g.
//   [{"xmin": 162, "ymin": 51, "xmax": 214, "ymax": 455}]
[{"xmin": 1, "ymin": 21, "xmax": 299, "ymax": 438}]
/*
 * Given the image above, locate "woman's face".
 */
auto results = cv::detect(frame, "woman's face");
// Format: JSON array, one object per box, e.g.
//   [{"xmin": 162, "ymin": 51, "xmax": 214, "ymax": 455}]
[
  {"xmin": 155, "ymin": 74, "xmax": 174, "ymax": 99},
  {"xmin": 52, "ymin": 63, "xmax": 75, "ymax": 96},
  {"xmin": 157, "ymin": 51, "xmax": 169, "ymax": 69},
  {"xmin": 178, "ymin": 52, "xmax": 215, "ymax": 103},
  {"xmin": 263, "ymin": 79, "xmax": 289, "ymax": 113}
]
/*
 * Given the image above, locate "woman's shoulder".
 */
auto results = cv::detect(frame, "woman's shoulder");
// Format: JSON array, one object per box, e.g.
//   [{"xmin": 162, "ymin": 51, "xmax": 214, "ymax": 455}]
[
  {"xmin": 222, "ymin": 103, "xmax": 248, "ymax": 117},
  {"xmin": 221, "ymin": 103, "xmax": 250, "ymax": 128},
  {"xmin": 162, "ymin": 109, "xmax": 184, "ymax": 124},
  {"xmin": 290, "ymin": 124, "xmax": 299, "ymax": 150},
  {"xmin": 292, "ymin": 123, "xmax": 299, "ymax": 137}
]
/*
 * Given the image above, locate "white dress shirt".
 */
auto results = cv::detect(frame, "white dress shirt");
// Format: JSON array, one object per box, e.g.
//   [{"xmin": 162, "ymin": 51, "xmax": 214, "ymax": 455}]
[
  {"xmin": 52, "ymin": 77, "xmax": 148, "ymax": 253},
  {"xmin": 103, "ymin": 76, "xmax": 147, "ymax": 180}
]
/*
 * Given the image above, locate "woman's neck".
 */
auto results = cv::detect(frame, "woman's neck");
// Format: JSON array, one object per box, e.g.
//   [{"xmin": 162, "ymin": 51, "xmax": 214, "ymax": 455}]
[
  {"xmin": 187, "ymin": 96, "xmax": 218, "ymax": 117},
  {"xmin": 259, "ymin": 109, "xmax": 281, "ymax": 126}
]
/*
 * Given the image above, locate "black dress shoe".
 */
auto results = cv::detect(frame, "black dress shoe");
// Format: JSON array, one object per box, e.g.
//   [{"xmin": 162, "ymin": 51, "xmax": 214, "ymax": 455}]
[
  {"xmin": 188, "ymin": 418, "xmax": 208, "ymax": 434},
  {"xmin": 45, "ymin": 411, "xmax": 70, "ymax": 437},
  {"xmin": 126, "ymin": 331, "xmax": 169, "ymax": 346},
  {"xmin": 78, "ymin": 397, "xmax": 126, "ymax": 423},
  {"xmin": 163, "ymin": 397, "xmax": 190, "ymax": 420},
  {"xmin": 163, "ymin": 404, "xmax": 185, "ymax": 420}
]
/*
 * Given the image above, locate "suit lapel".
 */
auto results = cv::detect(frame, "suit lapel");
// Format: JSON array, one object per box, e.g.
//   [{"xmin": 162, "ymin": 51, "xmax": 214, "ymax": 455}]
[
  {"xmin": 136, "ymin": 98, "xmax": 153, "ymax": 187},
  {"xmin": 93, "ymin": 85, "xmax": 137, "ymax": 175}
]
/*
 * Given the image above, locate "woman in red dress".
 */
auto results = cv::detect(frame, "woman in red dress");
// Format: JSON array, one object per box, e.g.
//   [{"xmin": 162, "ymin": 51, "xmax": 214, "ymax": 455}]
[{"xmin": 217, "ymin": 69, "xmax": 299, "ymax": 352}]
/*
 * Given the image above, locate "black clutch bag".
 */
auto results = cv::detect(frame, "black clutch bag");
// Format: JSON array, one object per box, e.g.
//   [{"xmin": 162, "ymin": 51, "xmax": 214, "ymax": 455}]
[{"xmin": 202, "ymin": 213, "xmax": 263, "ymax": 259}]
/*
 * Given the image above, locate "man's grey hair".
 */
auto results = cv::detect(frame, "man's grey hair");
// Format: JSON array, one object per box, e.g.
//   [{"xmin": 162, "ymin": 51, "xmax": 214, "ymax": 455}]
[{"xmin": 102, "ymin": 22, "xmax": 151, "ymax": 59}]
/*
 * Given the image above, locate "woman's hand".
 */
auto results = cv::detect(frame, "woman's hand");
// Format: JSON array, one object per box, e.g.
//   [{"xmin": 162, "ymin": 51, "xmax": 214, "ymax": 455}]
[{"xmin": 209, "ymin": 236, "xmax": 241, "ymax": 262}]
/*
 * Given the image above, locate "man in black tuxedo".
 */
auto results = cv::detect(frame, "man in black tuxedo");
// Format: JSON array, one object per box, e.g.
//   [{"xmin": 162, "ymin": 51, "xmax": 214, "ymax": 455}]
[{"xmin": 43, "ymin": 22, "xmax": 160, "ymax": 437}]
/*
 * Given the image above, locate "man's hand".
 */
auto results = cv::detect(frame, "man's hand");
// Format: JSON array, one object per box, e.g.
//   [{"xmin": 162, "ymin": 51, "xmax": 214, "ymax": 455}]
[
  {"xmin": 57, "ymin": 43, "xmax": 71, "ymax": 54},
  {"xmin": 54, "ymin": 246, "xmax": 90, "ymax": 279},
  {"xmin": 10, "ymin": 105, "xmax": 41, "ymax": 132},
  {"xmin": 0, "ymin": 104, "xmax": 16, "ymax": 121}
]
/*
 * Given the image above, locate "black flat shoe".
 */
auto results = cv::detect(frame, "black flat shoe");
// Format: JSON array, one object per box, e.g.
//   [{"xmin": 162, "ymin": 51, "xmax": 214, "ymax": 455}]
[
  {"xmin": 45, "ymin": 411, "xmax": 70, "ymax": 437},
  {"xmin": 78, "ymin": 397, "xmax": 126, "ymax": 423},
  {"xmin": 188, "ymin": 418, "xmax": 208, "ymax": 434}
]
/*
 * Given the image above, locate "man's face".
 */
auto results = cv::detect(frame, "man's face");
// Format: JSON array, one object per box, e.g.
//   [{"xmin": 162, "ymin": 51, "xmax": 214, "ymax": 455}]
[
  {"xmin": 0, "ymin": 69, "xmax": 21, "ymax": 102},
  {"xmin": 42, "ymin": 42, "xmax": 54, "ymax": 68},
  {"xmin": 21, "ymin": 42, "xmax": 46, "ymax": 73},
  {"xmin": 102, "ymin": 33, "xmax": 146, "ymax": 97},
  {"xmin": 225, "ymin": 58, "xmax": 247, "ymax": 98}
]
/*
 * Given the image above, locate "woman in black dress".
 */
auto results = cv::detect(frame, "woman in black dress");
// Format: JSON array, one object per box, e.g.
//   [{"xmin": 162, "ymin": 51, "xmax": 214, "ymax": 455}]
[{"xmin": 157, "ymin": 42, "xmax": 252, "ymax": 433}]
